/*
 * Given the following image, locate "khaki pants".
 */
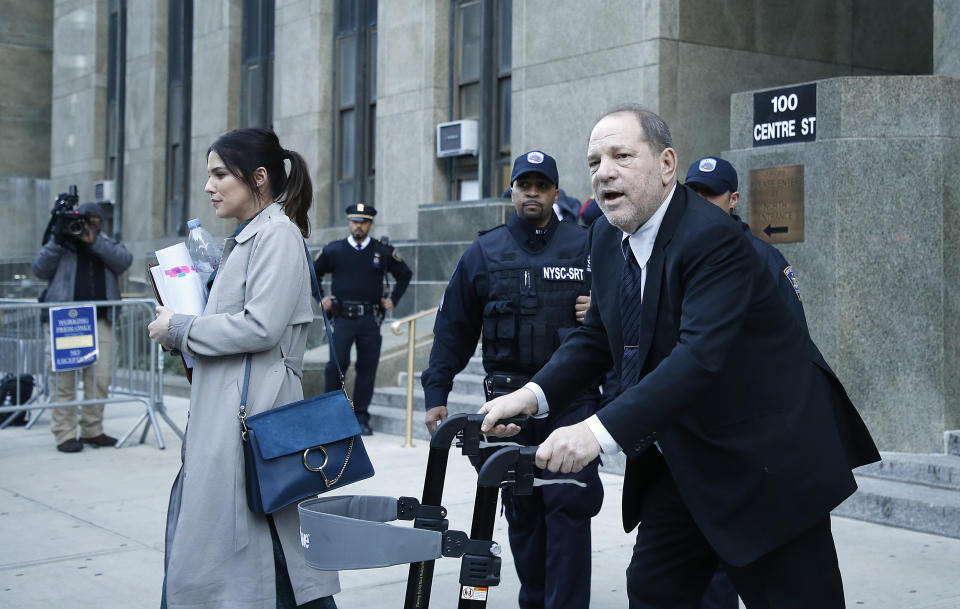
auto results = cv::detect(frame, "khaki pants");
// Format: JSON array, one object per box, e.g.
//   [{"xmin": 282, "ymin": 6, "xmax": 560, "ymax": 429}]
[{"xmin": 50, "ymin": 317, "xmax": 114, "ymax": 445}]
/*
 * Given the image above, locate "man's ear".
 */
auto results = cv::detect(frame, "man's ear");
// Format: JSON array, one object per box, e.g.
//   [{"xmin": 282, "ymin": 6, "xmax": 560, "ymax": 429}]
[
  {"xmin": 660, "ymin": 148, "xmax": 677, "ymax": 185},
  {"xmin": 728, "ymin": 191, "xmax": 740, "ymax": 214}
]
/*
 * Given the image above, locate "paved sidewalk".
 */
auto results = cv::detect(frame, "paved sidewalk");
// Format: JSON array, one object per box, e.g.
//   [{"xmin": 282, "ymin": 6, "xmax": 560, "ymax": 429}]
[{"xmin": 1, "ymin": 396, "xmax": 959, "ymax": 608}]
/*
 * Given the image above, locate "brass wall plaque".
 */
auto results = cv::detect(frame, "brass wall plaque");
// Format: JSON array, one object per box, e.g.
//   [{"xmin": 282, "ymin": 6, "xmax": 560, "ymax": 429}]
[{"xmin": 748, "ymin": 165, "xmax": 804, "ymax": 244}]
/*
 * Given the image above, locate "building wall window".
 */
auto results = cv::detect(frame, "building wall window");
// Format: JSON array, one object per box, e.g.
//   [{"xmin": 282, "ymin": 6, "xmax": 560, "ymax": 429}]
[
  {"xmin": 165, "ymin": 0, "xmax": 192, "ymax": 236},
  {"xmin": 241, "ymin": 0, "xmax": 274, "ymax": 128},
  {"xmin": 106, "ymin": 0, "xmax": 126, "ymax": 228},
  {"xmin": 451, "ymin": 0, "xmax": 511, "ymax": 199},
  {"xmin": 333, "ymin": 0, "xmax": 377, "ymax": 219}
]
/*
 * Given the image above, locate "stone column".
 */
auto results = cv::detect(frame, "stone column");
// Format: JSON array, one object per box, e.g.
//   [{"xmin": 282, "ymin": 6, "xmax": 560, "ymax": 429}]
[
  {"xmin": 0, "ymin": 1, "xmax": 53, "ymax": 262},
  {"xmin": 512, "ymin": 0, "xmax": 669, "ymax": 199},
  {"xmin": 727, "ymin": 75, "xmax": 960, "ymax": 452},
  {"xmin": 188, "ymin": 0, "xmax": 242, "ymax": 233},
  {"xmin": 122, "ymin": 0, "xmax": 168, "ymax": 246},
  {"xmin": 50, "ymin": 0, "xmax": 107, "ymax": 201},
  {"xmin": 376, "ymin": 0, "xmax": 451, "ymax": 242},
  {"xmin": 273, "ymin": 0, "xmax": 334, "ymax": 237}
]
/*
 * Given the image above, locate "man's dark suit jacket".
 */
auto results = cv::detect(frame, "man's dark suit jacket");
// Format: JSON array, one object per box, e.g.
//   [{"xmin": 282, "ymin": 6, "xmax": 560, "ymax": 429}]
[{"xmin": 532, "ymin": 184, "xmax": 879, "ymax": 567}]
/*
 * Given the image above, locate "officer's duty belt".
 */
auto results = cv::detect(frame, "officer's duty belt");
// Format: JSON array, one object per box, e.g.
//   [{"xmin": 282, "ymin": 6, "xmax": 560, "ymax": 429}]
[{"xmin": 338, "ymin": 301, "xmax": 380, "ymax": 318}]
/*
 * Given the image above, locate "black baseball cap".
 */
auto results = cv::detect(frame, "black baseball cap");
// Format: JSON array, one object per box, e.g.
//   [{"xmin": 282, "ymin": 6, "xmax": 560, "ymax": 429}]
[
  {"xmin": 685, "ymin": 157, "xmax": 738, "ymax": 195},
  {"xmin": 510, "ymin": 150, "xmax": 559, "ymax": 186}
]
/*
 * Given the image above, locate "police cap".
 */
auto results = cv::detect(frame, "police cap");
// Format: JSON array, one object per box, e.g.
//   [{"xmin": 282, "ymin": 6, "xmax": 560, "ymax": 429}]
[
  {"xmin": 345, "ymin": 203, "xmax": 377, "ymax": 221},
  {"xmin": 510, "ymin": 150, "xmax": 559, "ymax": 186},
  {"xmin": 684, "ymin": 157, "xmax": 738, "ymax": 195}
]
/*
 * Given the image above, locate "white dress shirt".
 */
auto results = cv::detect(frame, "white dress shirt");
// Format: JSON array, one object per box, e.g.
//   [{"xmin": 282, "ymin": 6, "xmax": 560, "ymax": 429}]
[
  {"xmin": 347, "ymin": 235, "xmax": 371, "ymax": 250},
  {"xmin": 524, "ymin": 183, "xmax": 676, "ymax": 455}
]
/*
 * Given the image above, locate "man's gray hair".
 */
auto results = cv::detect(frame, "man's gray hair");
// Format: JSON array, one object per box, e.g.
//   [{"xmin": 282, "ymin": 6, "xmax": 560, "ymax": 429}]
[{"xmin": 595, "ymin": 104, "xmax": 674, "ymax": 154}]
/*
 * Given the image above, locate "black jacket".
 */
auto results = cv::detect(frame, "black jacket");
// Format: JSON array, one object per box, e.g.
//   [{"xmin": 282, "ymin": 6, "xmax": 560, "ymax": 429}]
[{"xmin": 532, "ymin": 184, "xmax": 879, "ymax": 566}]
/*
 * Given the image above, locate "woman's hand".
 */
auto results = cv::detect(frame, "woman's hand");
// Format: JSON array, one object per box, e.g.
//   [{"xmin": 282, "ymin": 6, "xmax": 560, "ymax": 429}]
[{"xmin": 148, "ymin": 305, "xmax": 175, "ymax": 348}]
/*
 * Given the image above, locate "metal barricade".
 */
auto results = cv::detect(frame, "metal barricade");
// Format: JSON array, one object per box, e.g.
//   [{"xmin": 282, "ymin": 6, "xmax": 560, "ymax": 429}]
[{"xmin": 0, "ymin": 298, "xmax": 182, "ymax": 449}]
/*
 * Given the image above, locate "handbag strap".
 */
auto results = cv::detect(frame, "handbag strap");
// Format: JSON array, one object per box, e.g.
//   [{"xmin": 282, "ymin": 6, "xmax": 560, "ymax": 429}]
[
  {"xmin": 239, "ymin": 354, "xmax": 253, "ymax": 436},
  {"xmin": 238, "ymin": 243, "xmax": 352, "ymax": 436}
]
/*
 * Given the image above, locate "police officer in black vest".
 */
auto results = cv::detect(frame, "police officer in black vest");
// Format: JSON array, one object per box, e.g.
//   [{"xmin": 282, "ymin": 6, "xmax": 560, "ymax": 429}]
[
  {"xmin": 314, "ymin": 203, "xmax": 412, "ymax": 435},
  {"xmin": 422, "ymin": 151, "xmax": 604, "ymax": 609}
]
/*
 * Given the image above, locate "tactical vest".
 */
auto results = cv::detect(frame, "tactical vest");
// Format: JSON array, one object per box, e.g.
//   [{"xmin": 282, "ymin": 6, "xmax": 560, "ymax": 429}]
[{"xmin": 477, "ymin": 222, "xmax": 590, "ymax": 376}]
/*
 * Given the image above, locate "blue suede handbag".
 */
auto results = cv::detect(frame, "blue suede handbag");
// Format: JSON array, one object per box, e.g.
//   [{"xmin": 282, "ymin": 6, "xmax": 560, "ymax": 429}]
[{"xmin": 239, "ymin": 243, "xmax": 375, "ymax": 515}]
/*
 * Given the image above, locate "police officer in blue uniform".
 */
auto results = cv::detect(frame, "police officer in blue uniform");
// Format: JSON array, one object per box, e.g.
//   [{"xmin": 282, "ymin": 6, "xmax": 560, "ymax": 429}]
[
  {"xmin": 422, "ymin": 151, "xmax": 604, "ymax": 609},
  {"xmin": 314, "ymin": 203, "xmax": 412, "ymax": 435},
  {"xmin": 684, "ymin": 156, "xmax": 809, "ymax": 609},
  {"xmin": 685, "ymin": 157, "xmax": 808, "ymax": 333}
]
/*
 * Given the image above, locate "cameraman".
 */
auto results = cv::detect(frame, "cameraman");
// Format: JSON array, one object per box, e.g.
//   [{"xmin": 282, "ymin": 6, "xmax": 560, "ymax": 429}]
[{"xmin": 33, "ymin": 201, "xmax": 132, "ymax": 453}]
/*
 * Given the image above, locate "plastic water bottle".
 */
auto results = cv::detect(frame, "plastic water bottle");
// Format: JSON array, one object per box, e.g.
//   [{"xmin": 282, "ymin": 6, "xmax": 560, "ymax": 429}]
[{"xmin": 186, "ymin": 218, "xmax": 223, "ymax": 286}]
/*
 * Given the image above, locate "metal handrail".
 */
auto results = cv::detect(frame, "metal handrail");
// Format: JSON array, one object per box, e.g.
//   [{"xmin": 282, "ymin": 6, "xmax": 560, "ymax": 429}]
[{"xmin": 390, "ymin": 306, "xmax": 438, "ymax": 447}]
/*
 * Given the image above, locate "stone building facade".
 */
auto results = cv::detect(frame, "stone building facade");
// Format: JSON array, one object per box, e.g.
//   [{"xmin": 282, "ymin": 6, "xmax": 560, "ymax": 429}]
[{"xmin": 2, "ymin": 1, "xmax": 959, "ymax": 449}]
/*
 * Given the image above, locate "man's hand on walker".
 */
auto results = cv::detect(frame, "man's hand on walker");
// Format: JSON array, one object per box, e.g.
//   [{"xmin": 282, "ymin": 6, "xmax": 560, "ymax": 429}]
[
  {"xmin": 479, "ymin": 388, "xmax": 538, "ymax": 437},
  {"xmin": 536, "ymin": 422, "xmax": 601, "ymax": 473}
]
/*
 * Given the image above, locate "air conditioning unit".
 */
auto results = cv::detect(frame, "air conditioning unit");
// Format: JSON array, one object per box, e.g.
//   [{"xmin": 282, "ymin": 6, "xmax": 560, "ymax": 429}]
[
  {"xmin": 94, "ymin": 180, "xmax": 116, "ymax": 204},
  {"xmin": 436, "ymin": 120, "xmax": 478, "ymax": 158}
]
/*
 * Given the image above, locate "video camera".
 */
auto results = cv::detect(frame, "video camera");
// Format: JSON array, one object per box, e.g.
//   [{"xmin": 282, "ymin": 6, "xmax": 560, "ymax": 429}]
[
  {"xmin": 52, "ymin": 186, "xmax": 89, "ymax": 238},
  {"xmin": 42, "ymin": 185, "xmax": 93, "ymax": 245}
]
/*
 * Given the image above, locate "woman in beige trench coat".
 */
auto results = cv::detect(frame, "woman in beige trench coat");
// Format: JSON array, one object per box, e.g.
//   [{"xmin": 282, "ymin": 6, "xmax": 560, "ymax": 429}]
[{"xmin": 149, "ymin": 128, "xmax": 339, "ymax": 609}]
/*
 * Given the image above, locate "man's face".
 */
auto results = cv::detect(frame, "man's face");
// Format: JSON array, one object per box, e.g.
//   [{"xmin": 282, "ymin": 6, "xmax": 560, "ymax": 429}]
[
  {"xmin": 587, "ymin": 112, "xmax": 676, "ymax": 233},
  {"xmin": 511, "ymin": 173, "xmax": 559, "ymax": 227},
  {"xmin": 687, "ymin": 183, "xmax": 739, "ymax": 215},
  {"xmin": 349, "ymin": 219, "xmax": 372, "ymax": 241}
]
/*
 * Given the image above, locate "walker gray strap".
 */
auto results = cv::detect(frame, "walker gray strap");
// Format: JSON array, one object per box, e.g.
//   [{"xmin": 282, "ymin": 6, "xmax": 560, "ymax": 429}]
[{"xmin": 298, "ymin": 496, "xmax": 443, "ymax": 570}]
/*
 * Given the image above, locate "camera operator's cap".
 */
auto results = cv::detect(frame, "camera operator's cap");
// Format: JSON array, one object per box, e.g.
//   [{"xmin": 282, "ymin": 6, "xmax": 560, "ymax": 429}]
[
  {"xmin": 685, "ymin": 157, "xmax": 738, "ymax": 195},
  {"xmin": 77, "ymin": 202, "xmax": 104, "ymax": 218},
  {"xmin": 345, "ymin": 203, "xmax": 376, "ymax": 221},
  {"xmin": 511, "ymin": 150, "xmax": 559, "ymax": 186}
]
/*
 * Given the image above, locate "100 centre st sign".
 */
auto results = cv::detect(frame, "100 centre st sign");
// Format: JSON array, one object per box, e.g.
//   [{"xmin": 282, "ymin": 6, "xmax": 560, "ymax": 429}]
[{"xmin": 753, "ymin": 83, "xmax": 817, "ymax": 147}]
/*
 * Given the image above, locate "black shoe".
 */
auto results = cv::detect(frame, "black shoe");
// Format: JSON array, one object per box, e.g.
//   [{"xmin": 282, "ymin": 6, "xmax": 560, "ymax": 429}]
[
  {"xmin": 360, "ymin": 424, "xmax": 373, "ymax": 436},
  {"xmin": 57, "ymin": 438, "xmax": 84, "ymax": 453},
  {"xmin": 80, "ymin": 433, "xmax": 118, "ymax": 447}
]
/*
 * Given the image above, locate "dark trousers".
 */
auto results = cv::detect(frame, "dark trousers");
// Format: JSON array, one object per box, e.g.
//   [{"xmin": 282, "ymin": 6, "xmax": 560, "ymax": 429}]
[
  {"xmin": 325, "ymin": 315, "xmax": 382, "ymax": 425},
  {"xmin": 700, "ymin": 566, "xmax": 738, "ymax": 609},
  {"xmin": 626, "ymin": 452, "xmax": 845, "ymax": 609},
  {"xmin": 500, "ymin": 395, "xmax": 605, "ymax": 609}
]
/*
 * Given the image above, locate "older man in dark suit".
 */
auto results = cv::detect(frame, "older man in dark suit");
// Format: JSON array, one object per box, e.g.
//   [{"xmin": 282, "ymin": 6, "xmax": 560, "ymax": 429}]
[{"xmin": 480, "ymin": 104, "xmax": 879, "ymax": 608}]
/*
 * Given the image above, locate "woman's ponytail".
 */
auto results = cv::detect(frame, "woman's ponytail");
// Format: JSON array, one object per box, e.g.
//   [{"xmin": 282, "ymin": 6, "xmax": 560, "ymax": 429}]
[{"xmin": 282, "ymin": 149, "xmax": 312, "ymax": 238}]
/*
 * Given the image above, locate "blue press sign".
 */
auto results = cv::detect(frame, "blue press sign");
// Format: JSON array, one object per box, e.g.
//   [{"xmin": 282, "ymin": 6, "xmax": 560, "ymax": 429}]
[{"xmin": 49, "ymin": 305, "xmax": 98, "ymax": 371}]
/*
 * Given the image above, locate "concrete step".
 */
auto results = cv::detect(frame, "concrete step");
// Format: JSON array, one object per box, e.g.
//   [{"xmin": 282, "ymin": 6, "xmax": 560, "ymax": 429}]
[
  {"xmin": 464, "ymin": 357, "xmax": 485, "ymax": 376},
  {"xmin": 398, "ymin": 371, "xmax": 485, "ymax": 398},
  {"xmin": 367, "ymin": 393, "xmax": 483, "ymax": 441},
  {"xmin": 833, "ymin": 474, "xmax": 960, "ymax": 539},
  {"xmin": 371, "ymin": 385, "xmax": 484, "ymax": 412},
  {"xmin": 947, "ymin": 430, "xmax": 960, "ymax": 456},
  {"xmin": 855, "ymin": 453, "xmax": 960, "ymax": 490}
]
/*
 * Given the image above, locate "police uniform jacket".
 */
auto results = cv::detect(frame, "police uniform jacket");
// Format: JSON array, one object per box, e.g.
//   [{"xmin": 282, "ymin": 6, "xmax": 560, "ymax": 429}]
[
  {"xmin": 313, "ymin": 237, "xmax": 411, "ymax": 306},
  {"xmin": 164, "ymin": 203, "xmax": 339, "ymax": 608},
  {"xmin": 529, "ymin": 185, "xmax": 879, "ymax": 567},
  {"xmin": 422, "ymin": 212, "xmax": 590, "ymax": 409},
  {"xmin": 734, "ymin": 215, "xmax": 808, "ymax": 333}
]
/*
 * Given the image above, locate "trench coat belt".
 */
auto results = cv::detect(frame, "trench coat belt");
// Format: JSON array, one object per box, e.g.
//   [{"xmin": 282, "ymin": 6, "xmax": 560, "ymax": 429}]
[{"xmin": 282, "ymin": 355, "xmax": 304, "ymax": 378}]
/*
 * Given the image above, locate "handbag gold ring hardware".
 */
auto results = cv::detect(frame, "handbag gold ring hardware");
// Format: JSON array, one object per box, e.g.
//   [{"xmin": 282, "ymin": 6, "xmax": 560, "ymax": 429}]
[{"xmin": 303, "ymin": 446, "xmax": 329, "ymax": 472}]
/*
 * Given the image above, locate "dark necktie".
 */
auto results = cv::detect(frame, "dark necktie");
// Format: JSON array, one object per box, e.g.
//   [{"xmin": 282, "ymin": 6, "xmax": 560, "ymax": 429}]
[{"xmin": 619, "ymin": 246, "xmax": 644, "ymax": 387}]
